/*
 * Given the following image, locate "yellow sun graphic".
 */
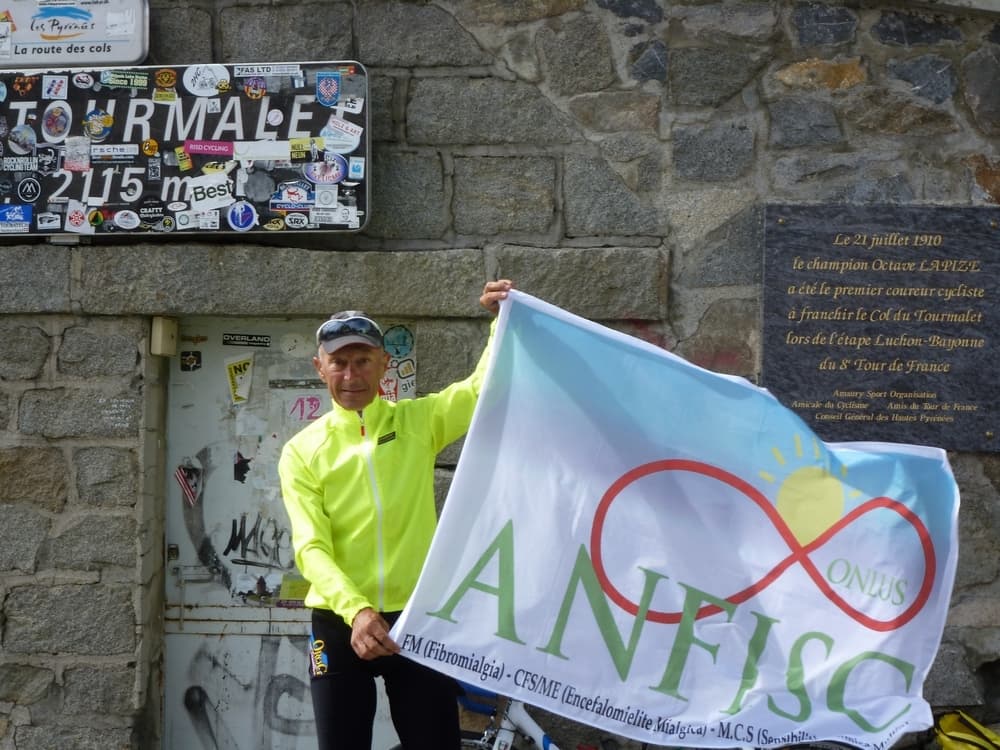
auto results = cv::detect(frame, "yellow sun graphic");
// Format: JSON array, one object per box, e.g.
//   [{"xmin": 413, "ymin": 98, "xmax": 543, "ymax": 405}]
[{"xmin": 759, "ymin": 433, "xmax": 859, "ymax": 546}]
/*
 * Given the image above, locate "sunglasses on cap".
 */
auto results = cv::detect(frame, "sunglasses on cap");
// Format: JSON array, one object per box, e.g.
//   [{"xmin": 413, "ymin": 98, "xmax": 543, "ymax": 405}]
[{"xmin": 315, "ymin": 315, "xmax": 384, "ymax": 352}]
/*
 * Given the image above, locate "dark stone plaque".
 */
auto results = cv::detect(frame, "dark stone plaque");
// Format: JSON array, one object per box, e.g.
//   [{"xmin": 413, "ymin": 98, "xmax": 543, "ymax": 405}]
[{"xmin": 763, "ymin": 204, "xmax": 999, "ymax": 452}]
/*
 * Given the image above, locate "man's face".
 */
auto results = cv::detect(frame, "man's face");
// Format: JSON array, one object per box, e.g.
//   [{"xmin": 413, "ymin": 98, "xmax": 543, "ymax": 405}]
[{"xmin": 313, "ymin": 343, "xmax": 389, "ymax": 411}]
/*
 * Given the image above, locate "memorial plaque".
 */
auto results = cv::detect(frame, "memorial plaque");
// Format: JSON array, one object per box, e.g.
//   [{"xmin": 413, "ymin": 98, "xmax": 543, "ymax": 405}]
[{"xmin": 763, "ymin": 204, "xmax": 998, "ymax": 452}]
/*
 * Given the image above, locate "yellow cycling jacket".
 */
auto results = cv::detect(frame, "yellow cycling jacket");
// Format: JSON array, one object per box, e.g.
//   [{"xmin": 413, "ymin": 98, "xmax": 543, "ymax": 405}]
[{"xmin": 278, "ymin": 328, "xmax": 493, "ymax": 626}]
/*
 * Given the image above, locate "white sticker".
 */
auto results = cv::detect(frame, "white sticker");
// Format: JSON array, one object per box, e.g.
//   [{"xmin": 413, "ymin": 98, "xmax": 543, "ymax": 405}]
[
  {"xmin": 233, "ymin": 140, "xmax": 291, "ymax": 161},
  {"xmin": 185, "ymin": 172, "xmax": 235, "ymax": 211}
]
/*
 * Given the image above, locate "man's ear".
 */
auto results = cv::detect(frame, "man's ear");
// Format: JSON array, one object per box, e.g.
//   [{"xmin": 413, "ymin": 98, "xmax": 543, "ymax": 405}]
[{"xmin": 313, "ymin": 354, "xmax": 326, "ymax": 379}]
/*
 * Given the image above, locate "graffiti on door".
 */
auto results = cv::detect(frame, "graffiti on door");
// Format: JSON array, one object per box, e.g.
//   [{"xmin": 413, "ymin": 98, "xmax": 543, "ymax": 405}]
[{"xmin": 174, "ymin": 634, "xmax": 314, "ymax": 749}]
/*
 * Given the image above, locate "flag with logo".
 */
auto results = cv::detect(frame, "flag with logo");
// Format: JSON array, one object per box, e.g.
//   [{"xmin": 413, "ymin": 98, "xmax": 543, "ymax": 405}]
[{"xmin": 392, "ymin": 291, "xmax": 959, "ymax": 748}]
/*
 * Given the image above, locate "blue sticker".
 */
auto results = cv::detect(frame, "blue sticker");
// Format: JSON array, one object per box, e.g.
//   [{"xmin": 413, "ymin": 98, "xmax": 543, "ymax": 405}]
[
  {"xmin": 0, "ymin": 204, "xmax": 32, "ymax": 233},
  {"xmin": 226, "ymin": 201, "xmax": 258, "ymax": 232},
  {"xmin": 315, "ymin": 71, "xmax": 341, "ymax": 108}
]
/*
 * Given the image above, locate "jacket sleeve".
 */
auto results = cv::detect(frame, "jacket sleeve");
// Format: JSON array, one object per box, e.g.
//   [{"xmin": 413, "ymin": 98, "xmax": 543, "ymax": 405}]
[
  {"xmin": 278, "ymin": 441, "xmax": 372, "ymax": 626},
  {"xmin": 426, "ymin": 317, "xmax": 497, "ymax": 451}
]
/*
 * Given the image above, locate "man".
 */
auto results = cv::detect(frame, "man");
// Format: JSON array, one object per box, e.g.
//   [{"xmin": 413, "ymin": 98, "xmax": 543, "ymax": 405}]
[{"xmin": 279, "ymin": 279, "xmax": 512, "ymax": 749}]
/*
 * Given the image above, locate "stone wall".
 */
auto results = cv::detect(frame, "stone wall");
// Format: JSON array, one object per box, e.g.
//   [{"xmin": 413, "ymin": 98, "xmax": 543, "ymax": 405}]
[{"xmin": 1, "ymin": 1, "xmax": 1000, "ymax": 747}]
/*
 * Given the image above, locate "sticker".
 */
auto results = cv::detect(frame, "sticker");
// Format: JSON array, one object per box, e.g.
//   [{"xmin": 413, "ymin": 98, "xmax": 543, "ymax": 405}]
[
  {"xmin": 16, "ymin": 177, "xmax": 40, "ymax": 203},
  {"xmin": 36, "ymin": 211, "xmax": 60, "ymax": 231},
  {"xmin": 348, "ymin": 156, "xmax": 365, "ymax": 180},
  {"xmin": 339, "ymin": 96, "xmax": 364, "ymax": 115},
  {"xmin": 13, "ymin": 75, "xmax": 37, "ymax": 96},
  {"xmin": 223, "ymin": 333, "xmax": 271, "ymax": 347},
  {"xmin": 184, "ymin": 139, "xmax": 233, "ymax": 158},
  {"xmin": 243, "ymin": 76, "xmax": 266, "ymax": 100},
  {"xmin": 64, "ymin": 200, "xmax": 94, "ymax": 234},
  {"xmin": 174, "ymin": 460, "xmax": 202, "ymax": 505},
  {"xmin": 153, "ymin": 87, "xmax": 177, "ymax": 104},
  {"xmin": 284, "ymin": 213, "xmax": 309, "ymax": 229},
  {"xmin": 262, "ymin": 217, "xmax": 284, "ymax": 231},
  {"xmin": 72, "ymin": 72, "xmax": 94, "ymax": 89},
  {"xmin": 114, "ymin": 210, "xmax": 140, "ymax": 230},
  {"xmin": 155, "ymin": 69, "xmax": 178, "ymax": 88},
  {"xmin": 266, "ymin": 109, "xmax": 284, "ymax": 127},
  {"xmin": 226, "ymin": 201, "xmax": 258, "ymax": 232},
  {"xmin": 290, "ymin": 136, "xmax": 324, "ymax": 161},
  {"xmin": 0, "ymin": 82, "xmax": 6, "ymax": 102},
  {"xmin": 380, "ymin": 373, "xmax": 399, "ymax": 401},
  {"xmin": 138, "ymin": 198, "xmax": 165, "ymax": 227},
  {"xmin": 147, "ymin": 156, "xmax": 161, "ymax": 181},
  {"xmin": 316, "ymin": 71, "xmax": 341, "ymax": 107},
  {"xmin": 269, "ymin": 179, "xmax": 314, "ymax": 211},
  {"xmin": 383, "ymin": 325, "xmax": 414, "ymax": 357},
  {"xmin": 82, "ymin": 109, "xmax": 113, "ymax": 142},
  {"xmin": 100, "ymin": 70, "xmax": 150, "ymax": 90},
  {"xmin": 183, "ymin": 64, "xmax": 230, "ymax": 97},
  {"xmin": 233, "ymin": 140, "xmax": 290, "ymax": 161},
  {"xmin": 175, "ymin": 209, "xmax": 219, "ymax": 231},
  {"xmin": 8, "ymin": 124, "xmax": 35, "ymax": 155},
  {"xmin": 174, "ymin": 146, "xmax": 193, "ymax": 171},
  {"xmin": 314, "ymin": 186, "xmax": 337, "ymax": 207},
  {"xmin": 201, "ymin": 160, "xmax": 235, "ymax": 174},
  {"xmin": 225, "ymin": 353, "xmax": 254, "ymax": 404},
  {"xmin": 186, "ymin": 172, "xmax": 234, "ymax": 211},
  {"xmin": 167, "ymin": 201, "xmax": 187, "ymax": 211},
  {"xmin": 303, "ymin": 155, "xmax": 347, "ymax": 184},
  {"xmin": 41, "ymin": 101, "xmax": 70, "ymax": 142},
  {"xmin": 0, "ymin": 204, "xmax": 31, "ymax": 233},
  {"xmin": 91, "ymin": 144, "xmax": 139, "ymax": 162},
  {"xmin": 141, "ymin": 138, "xmax": 159, "ymax": 156},
  {"xmin": 309, "ymin": 208, "xmax": 340, "ymax": 225},
  {"xmin": 319, "ymin": 115, "xmax": 362, "ymax": 154},
  {"xmin": 42, "ymin": 75, "xmax": 67, "ymax": 99},
  {"xmin": 234, "ymin": 63, "xmax": 302, "ymax": 77},
  {"xmin": 179, "ymin": 351, "xmax": 202, "ymax": 371},
  {"xmin": 36, "ymin": 146, "xmax": 60, "ymax": 175},
  {"xmin": 64, "ymin": 136, "xmax": 90, "ymax": 171}
]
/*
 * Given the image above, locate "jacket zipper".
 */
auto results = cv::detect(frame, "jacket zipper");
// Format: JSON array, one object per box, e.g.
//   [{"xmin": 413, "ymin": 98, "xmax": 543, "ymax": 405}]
[{"xmin": 359, "ymin": 410, "xmax": 386, "ymax": 611}]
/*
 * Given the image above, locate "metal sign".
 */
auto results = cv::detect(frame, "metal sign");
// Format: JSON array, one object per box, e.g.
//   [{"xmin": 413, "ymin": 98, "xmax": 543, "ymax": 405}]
[
  {"xmin": 0, "ymin": 0, "xmax": 148, "ymax": 67},
  {"xmin": 763, "ymin": 204, "xmax": 998, "ymax": 452},
  {"xmin": 0, "ymin": 60, "xmax": 369, "ymax": 237}
]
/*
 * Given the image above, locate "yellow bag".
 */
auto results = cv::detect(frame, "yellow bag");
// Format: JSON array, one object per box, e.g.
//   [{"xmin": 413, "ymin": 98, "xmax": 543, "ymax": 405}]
[{"xmin": 936, "ymin": 711, "xmax": 1000, "ymax": 750}]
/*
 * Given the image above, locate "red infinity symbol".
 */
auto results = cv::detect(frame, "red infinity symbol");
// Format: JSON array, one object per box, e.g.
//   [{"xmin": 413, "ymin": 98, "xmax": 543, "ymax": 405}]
[{"xmin": 590, "ymin": 459, "xmax": 936, "ymax": 632}]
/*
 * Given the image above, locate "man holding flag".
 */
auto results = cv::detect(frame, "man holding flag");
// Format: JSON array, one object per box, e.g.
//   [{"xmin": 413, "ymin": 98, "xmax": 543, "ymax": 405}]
[{"xmin": 279, "ymin": 279, "xmax": 512, "ymax": 750}]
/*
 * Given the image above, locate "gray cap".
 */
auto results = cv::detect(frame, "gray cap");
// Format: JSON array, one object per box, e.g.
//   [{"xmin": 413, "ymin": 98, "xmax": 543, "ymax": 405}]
[{"xmin": 315, "ymin": 311, "xmax": 384, "ymax": 353}]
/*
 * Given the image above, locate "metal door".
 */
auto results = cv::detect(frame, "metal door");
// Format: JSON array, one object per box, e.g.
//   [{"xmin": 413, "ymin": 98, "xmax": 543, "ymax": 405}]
[{"xmin": 163, "ymin": 316, "xmax": 417, "ymax": 749}]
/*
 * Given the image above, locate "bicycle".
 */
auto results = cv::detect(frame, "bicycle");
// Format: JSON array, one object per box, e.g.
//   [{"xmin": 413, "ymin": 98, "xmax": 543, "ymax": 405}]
[
  {"xmin": 387, "ymin": 680, "xmax": 562, "ymax": 750},
  {"xmin": 456, "ymin": 681, "xmax": 562, "ymax": 750}
]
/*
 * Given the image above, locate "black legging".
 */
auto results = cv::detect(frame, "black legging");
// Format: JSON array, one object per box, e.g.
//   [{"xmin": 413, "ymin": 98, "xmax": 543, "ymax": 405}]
[{"xmin": 309, "ymin": 608, "xmax": 460, "ymax": 750}]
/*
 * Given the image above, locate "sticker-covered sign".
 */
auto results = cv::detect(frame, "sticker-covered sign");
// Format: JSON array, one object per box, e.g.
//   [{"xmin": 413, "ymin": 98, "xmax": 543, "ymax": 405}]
[
  {"xmin": 0, "ymin": 0, "xmax": 149, "ymax": 68},
  {"xmin": 0, "ymin": 59, "xmax": 369, "ymax": 236}
]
